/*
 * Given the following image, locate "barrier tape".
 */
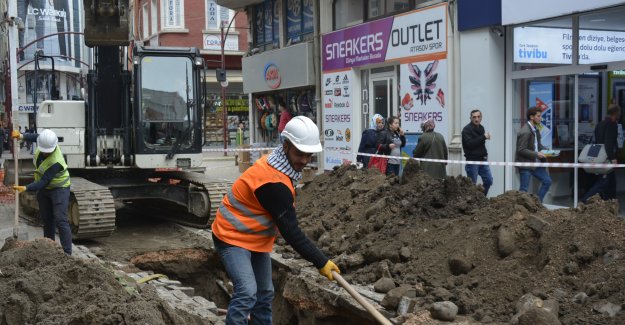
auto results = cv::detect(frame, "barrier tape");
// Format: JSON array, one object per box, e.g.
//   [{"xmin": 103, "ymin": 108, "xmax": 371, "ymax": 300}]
[{"xmin": 203, "ymin": 147, "xmax": 625, "ymax": 169}]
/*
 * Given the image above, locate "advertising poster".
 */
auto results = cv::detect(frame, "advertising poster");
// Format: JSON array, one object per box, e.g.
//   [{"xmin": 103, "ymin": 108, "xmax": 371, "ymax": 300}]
[
  {"xmin": 398, "ymin": 59, "xmax": 449, "ymax": 138},
  {"xmin": 287, "ymin": 0, "xmax": 302, "ymax": 41},
  {"xmin": 18, "ymin": 0, "xmax": 84, "ymax": 69},
  {"xmin": 578, "ymin": 77, "xmax": 599, "ymax": 145},
  {"xmin": 322, "ymin": 70, "xmax": 354, "ymax": 170},
  {"xmin": 528, "ymin": 81, "xmax": 554, "ymax": 149}
]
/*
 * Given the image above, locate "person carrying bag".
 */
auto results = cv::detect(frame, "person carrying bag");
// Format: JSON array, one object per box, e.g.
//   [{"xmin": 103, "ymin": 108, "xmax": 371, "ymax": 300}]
[
  {"xmin": 580, "ymin": 104, "xmax": 620, "ymax": 202},
  {"xmin": 368, "ymin": 145, "xmax": 388, "ymax": 174}
]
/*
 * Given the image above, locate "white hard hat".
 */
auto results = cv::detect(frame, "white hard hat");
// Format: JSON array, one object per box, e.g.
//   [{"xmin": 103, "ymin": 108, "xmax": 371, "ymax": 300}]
[
  {"xmin": 37, "ymin": 129, "xmax": 58, "ymax": 153},
  {"xmin": 281, "ymin": 116, "xmax": 322, "ymax": 153}
]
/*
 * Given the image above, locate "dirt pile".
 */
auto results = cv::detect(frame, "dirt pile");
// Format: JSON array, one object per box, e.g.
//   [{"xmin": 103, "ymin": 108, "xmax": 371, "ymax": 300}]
[
  {"xmin": 292, "ymin": 161, "xmax": 625, "ymax": 324},
  {"xmin": 0, "ymin": 238, "xmax": 203, "ymax": 325}
]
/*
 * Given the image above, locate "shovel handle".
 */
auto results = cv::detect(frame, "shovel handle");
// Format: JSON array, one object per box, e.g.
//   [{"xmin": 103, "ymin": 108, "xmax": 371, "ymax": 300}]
[
  {"xmin": 332, "ymin": 271, "xmax": 392, "ymax": 325},
  {"xmin": 13, "ymin": 137, "xmax": 19, "ymax": 239}
]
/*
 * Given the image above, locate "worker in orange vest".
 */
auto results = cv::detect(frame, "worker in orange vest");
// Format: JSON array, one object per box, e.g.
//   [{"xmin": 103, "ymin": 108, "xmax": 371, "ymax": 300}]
[{"xmin": 212, "ymin": 116, "xmax": 339, "ymax": 325}]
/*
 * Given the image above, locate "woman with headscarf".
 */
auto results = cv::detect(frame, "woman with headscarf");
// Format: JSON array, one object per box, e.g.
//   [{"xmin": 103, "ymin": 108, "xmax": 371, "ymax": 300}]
[
  {"xmin": 357, "ymin": 114, "xmax": 385, "ymax": 168},
  {"xmin": 412, "ymin": 118, "xmax": 448, "ymax": 179}
]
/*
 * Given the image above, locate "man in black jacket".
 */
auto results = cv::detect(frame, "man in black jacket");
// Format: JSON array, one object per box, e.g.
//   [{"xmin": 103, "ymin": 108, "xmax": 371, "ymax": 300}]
[
  {"xmin": 462, "ymin": 109, "xmax": 493, "ymax": 195},
  {"xmin": 581, "ymin": 104, "xmax": 620, "ymax": 203}
]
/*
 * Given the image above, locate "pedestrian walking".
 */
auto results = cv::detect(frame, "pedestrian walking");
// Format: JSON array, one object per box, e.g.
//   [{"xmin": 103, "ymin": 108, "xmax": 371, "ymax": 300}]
[
  {"xmin": 462, "ymin": 109, "xmax": 493, "ymax": 195},
  {"xmin": 581, "ymin": 104, "xmax": 620, "ymax": 203},
  {"xmin": 515, "ymin": 107, "xmax": 552, "ymax": 202},
  {"xmin": 413, "ymin": 119, "xmax": 448, "ymax": 179},
  {"xmin": 211, "ymin": 116, "xmax": 340, "ymax": 325},
  {"xmin": 11, "ymin": 129, "xmax": 73, "ymax": 255}
]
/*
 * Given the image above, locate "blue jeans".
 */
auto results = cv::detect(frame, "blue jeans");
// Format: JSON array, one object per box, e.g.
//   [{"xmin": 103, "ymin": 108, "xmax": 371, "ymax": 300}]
[
  {"xmin": 581, "ymin": 171, "xmax": 616, "ymax": 203},
  {"xmin": 37, "ymin": 187, "xmax": 72, "ymax": 255},
  {"xmin": 213, "ymin": 235, "xmax": 274, "ymax": 325},
  {"xmin": 465, "ymin": 163, "xmax": 493, "ymax": 195},
  {"xmin": 519, "ymin": 168, "xmax": 552, "ymax": 202},
  {"xmin": 386, "ymin": 163, "xmax": 400, "ymax": 176}
]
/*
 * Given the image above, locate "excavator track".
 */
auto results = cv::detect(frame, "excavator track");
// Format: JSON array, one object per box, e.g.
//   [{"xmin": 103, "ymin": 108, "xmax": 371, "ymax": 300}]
[
  {"xmin": 17, "ymin": 177, "xmax": 116, "ymax": 239},
  {"xmin": 69, "ymin": 177, "xmax": 117, "ymax": 239},
  {"xmin": 150, "ymin": 171, "xmax": 232, "ymax": 228}
]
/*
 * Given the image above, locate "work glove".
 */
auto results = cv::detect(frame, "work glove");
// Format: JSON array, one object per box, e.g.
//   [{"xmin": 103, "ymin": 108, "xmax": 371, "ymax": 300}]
[
  {"xmin": 319, "ymin": 260, "xmax": 340, "ymax": 281},
  {"xmin": 11, "ymin": 130, "xmax": 23, "ymax": 140},
  {"xmin": 13, "ymin": 185, "xmax": 26, "ymax": 193}
]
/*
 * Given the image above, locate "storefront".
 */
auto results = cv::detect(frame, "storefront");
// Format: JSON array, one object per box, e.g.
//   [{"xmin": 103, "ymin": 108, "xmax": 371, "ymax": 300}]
[
  {"xmin": 503, "ymin": 1, "xmax": 625, "ymax": 207},
  {"xmin": 242, "ymin": 42, "xmax": 317, "ymax": 147},
  {"xmin": 321, "ymin": 3, "xmax": 450, "ymax": 170}
]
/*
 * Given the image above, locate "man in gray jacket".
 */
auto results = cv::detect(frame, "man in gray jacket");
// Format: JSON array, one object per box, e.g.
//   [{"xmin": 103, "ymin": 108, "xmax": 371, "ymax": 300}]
[{"xmin": 516, "ymin": 107, "xmax": 552, "ymax": 202}]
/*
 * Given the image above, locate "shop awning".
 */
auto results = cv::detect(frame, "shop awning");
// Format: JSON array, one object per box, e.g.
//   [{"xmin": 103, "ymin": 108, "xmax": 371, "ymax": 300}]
[{"xmin": 214, "ymin": 0, "xmax": 262, "ymax": 10}]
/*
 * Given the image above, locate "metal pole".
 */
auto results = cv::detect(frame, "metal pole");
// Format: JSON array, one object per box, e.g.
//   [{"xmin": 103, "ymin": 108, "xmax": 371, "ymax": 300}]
[{"xmin": 221, "ymin": 22, "xmax": 227, "ymax": 156}]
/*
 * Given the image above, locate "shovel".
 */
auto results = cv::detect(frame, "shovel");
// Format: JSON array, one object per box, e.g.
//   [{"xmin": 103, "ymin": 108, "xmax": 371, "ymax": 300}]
[{"xmin": 332, "ymin": 271, "xmax": 392, "ymax": 325}]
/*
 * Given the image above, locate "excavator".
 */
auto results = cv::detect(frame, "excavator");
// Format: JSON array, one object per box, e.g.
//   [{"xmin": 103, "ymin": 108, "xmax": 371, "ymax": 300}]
[{"xmin": 5, "ymin": 0, "xmax": 231, "ymax": 239}]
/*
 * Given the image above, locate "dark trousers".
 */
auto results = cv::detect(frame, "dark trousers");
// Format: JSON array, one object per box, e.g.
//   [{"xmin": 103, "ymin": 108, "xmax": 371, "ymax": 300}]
[
  {"xmin": 582, "ymin": 172, "xmax": 616, "ymax": 203},
  {"xmin": 37, "ymin": 187, "xmax": 72, "ymax": 255}
]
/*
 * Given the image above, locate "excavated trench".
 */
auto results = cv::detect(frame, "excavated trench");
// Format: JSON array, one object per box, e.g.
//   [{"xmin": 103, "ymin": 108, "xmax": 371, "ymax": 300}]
[{"xmin": 129, "ymin": 245, "xmax": 379, "ymax": 325}]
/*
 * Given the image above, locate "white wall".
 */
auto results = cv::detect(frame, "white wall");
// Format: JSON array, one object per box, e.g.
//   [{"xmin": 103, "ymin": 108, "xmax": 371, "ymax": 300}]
[{"xmin": 459, "ymin": 28, "xmax": 506, "ymax": 196}]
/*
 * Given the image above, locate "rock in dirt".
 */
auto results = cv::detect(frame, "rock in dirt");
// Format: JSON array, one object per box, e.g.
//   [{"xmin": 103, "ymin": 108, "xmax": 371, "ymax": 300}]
[
  {"xmin": 374, "ymin": 277, "xmax": 396, "ymax": 293},
  {"xmin": 381, "ymin": 285, "xmax": 415, "ymax": 310},
  {"xmin": 497, "ymin": 225, "xmax": 516, "ymax": 257},
  {"xmin": 429, "ymin": 301, "xmax": 458, "ymax": 321},
  {"xmin": 517, "ymin": 307, "xmax": 561, "ymax": 325},
  {"xmin": 448, "ymin": 255, "xmax": 472, "ymax": 275}
]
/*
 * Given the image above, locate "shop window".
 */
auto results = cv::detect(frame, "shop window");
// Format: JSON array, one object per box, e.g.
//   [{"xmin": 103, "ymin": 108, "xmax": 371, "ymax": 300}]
[
  {"xmin": 579, "ymin": 7, "xmax": 625, "ymax": 65},
  {"xmin": 285, "ymin": 0, "xmax": 314, "ymax": 44},
  {"xmin": 333, "ymin": 0, "xmax": 364, "ymax": 30},
  {"xmin": 254, "ymin": 0, "xmax": 280, "ymax": 51},
  {"xmin": 513, "ymin": 18, "xmax": 572, "ymax": 71}
]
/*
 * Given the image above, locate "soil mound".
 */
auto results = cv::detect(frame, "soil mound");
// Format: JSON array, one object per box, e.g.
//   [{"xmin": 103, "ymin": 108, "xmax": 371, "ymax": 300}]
[
  {"xmin": 0, "ymin": 238, "xmax": 201, "ymax": 324},
  {"xmin": 294, "ymin": 162, "xmax": 625, "ymax": 324}
]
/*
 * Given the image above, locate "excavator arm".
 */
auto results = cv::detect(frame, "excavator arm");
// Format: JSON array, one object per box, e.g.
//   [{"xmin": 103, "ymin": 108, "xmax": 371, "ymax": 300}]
[{"xmin": 84, "ymin": 0, "xmax": 130, "ymax": 47}]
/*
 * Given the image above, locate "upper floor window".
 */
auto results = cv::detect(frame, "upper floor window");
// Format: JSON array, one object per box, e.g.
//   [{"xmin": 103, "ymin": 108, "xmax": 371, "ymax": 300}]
[
  {"xmin": 142, "ymin": 4, "xmax": 149, "ymax": 39},
  {"xmin": 367, "ymin": 0, "xmax": 411, "ymax": 19},
  {"xmin": 253, "ymin": 0, "xmax": 280, "ymax": 50},
  {"xmin": 285, "ymin": 0, "xmax": 314, "ymax": 44},
  {"xmin": 163, "ymin": 0, "xmax": 185, "ymax": 29},
  {"xmin": 206, "ymin": 0, "xmax": 234, "ymax": 30},
  {"xmin": 333, "ymin": 0, "xmax": 364, "ymax": 30},
  {"xmin": 151, "ymin": 0, "xmax": 158, "ymax": 35}
]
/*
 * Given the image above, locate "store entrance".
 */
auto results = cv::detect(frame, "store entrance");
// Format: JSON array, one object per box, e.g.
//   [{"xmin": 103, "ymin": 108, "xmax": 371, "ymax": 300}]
[
  {"xmin": 369, "ymin": 67, "xmax": 396, "ymax": 124},
  {"xmin": 511, "ymin": 70, "xmax": 625, "ymax": 210}
]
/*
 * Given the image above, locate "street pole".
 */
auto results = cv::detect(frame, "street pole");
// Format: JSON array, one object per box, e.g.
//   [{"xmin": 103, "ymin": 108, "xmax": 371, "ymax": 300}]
[
  {"xmin": 219, "ymin": 11, "xmax": 240, "ymax": 157},
  {"xmin": 7, "ymin": 0, "xmax": 20, "ymax": 238},
  {"xmin": 221, "ymin": 21, "xmax": 227, "ymax": 156}
]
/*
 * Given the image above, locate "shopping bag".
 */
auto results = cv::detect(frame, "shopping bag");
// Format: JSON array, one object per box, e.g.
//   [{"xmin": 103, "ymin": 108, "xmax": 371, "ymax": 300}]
[
  {"xmin": 578, "ymin": 143, "xmax": 612, "ymax": 175},
  {"xmin": 368, "ymin": 150, "xmax": 388, "ymax": 174}
]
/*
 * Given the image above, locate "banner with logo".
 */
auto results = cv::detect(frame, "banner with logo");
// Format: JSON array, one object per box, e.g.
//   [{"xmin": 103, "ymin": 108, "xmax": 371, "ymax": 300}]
[
  {"xmin": 399, "ymin": 59, "xmax": 448, "ymax": 136},
  {"xmin": 322, "ymin": 70, "xmax": 354, "ymax": 169},
  {"xmin": 528, "ymin": 81, "xmax": 554, "ymax": 149},
  {"xmin": 17, "ymin": 0, "xmax": 84, "ymax": 69},
  {"xmin": 321, "ymin": 3, "xmax": 447, "ymax": 72}
]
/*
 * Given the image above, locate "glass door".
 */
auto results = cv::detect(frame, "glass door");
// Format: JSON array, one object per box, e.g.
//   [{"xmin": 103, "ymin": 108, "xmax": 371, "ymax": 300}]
[{"xmin": 370, "ymin": 71, "xmax": 396, "ymax": 122}]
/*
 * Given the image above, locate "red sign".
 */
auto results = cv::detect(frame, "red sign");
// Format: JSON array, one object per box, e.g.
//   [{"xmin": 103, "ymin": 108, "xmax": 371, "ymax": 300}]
[{"xmin": 264, "ymin": 63, "xmax": 281, "ymax": 89}]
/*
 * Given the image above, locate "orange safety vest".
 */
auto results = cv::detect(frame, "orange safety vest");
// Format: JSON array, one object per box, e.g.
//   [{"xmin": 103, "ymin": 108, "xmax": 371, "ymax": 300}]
[{"xmin": 212, "ymin": 155, "xmax": 295, "ymax": 252}]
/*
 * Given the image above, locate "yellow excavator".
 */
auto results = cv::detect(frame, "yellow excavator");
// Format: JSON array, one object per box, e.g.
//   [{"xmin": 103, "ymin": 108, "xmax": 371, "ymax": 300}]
[{"xmin": 6, "ymin": 0, "xmax": 230, "ymax": 239}]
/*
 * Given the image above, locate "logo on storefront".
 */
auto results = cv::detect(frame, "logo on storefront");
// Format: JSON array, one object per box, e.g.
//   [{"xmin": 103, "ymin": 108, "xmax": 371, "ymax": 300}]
[{"xmin": 264, "ymin": 63, "xmax": 281, "ymax": 89}]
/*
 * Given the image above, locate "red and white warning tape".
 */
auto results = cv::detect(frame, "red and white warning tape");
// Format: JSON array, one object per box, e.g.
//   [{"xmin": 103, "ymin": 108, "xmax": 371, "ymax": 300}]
[{"xmin": 203, "ymin": 147, "xmax": 625, "ymax": 169}]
